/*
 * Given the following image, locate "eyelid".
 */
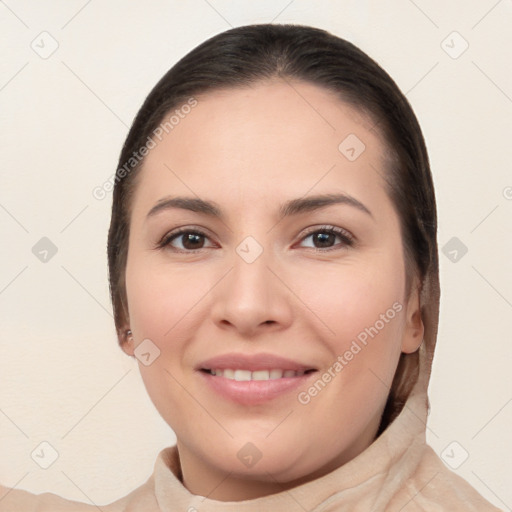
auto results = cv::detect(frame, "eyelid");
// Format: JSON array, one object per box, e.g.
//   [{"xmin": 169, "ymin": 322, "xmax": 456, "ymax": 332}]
[{"xmin": 297, "ymin": 224, "xmax": 355, "ymax": 243}]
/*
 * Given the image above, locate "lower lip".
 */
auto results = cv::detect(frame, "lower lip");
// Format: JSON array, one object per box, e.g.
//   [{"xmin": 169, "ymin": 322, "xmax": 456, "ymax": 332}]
[{"xmin": 198, "ymin": 371, "xmax": 316, "ymax": 405}]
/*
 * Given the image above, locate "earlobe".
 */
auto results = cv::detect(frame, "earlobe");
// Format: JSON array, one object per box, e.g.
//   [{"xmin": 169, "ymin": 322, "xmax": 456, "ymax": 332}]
[
  {"xmin": 119, "ymin": 327, "xmax": 135, "ymax": 356},
  {"xmin": 401, "ymin": 282, "xmax": 425, "ymax": 354},
  {"xmin": 401, "ymin": 308, "xmax": 424, "ymax": 354}
]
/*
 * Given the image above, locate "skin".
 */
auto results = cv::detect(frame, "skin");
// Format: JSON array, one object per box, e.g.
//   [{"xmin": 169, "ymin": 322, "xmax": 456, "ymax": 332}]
[{"xmin": 121, "ymin": 79, "xmax": 424, "ymax": 501}]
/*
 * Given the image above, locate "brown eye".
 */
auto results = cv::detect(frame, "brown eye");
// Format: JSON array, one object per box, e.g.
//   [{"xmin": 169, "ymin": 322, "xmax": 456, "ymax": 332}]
[
  {"xmin": 299, "ymin": 226, "xmax": 354, "ymax": 250},
  {"xmin": 159, "ymin": 229, "xmax": 214, "ymax": 252},
  {"xmin": 311, "ymin": 232, "xmax": 336, "ymax": 248}
]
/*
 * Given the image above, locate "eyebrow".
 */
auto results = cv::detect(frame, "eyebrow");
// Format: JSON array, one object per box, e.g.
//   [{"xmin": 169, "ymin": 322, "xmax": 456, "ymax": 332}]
[{"xmin": 146, "ymin": 193, "xmax": 373, "ymax": 221}]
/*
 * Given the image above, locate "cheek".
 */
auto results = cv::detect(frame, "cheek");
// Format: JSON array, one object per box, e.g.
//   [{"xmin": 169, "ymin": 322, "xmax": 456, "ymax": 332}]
[
  {"xmin": 124, "ymin": 256, "xmax": 207, "ymax": 432},
  {"xmin": 297, "ymin": 250, "xmax": 406, "ymax": 383},
  {"xmin": 125, "ymin": 255, "xmax": 206, "ymax": 341},
  {"xmin": 293, "ymin": 258, "xmax": 406, "ymax": 433},
  {"xmin": 304, "ymin": 255, "xmax": 404, "ymax": 339}
]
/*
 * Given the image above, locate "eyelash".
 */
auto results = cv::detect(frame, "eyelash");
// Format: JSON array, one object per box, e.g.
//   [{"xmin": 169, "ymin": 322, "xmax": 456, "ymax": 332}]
[{"xmin": 155, "ymin": 225, "xmax": 355, "ymax": 253}]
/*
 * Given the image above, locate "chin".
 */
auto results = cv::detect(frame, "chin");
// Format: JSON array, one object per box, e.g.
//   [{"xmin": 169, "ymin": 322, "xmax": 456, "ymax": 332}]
[{"xmin": 200, "ymin": 434, "xmax": 342, "ymax": 483}]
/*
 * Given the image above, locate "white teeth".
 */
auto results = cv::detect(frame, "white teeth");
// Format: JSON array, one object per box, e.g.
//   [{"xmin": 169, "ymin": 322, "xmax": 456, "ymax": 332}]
[
  {"xmin": 234, "ymin": 369, "xmax": 252, "ymax": 381},
  {"xmin": 208, "ymin": 368, "xmax": 305, "ymax": 380},
  {"xmin": 252, "ymin": 370, "xmax": 270, "ymax": 380},
  {"xmin": 223, "ymin": 369, "xmax": 234, "ymax": 379},
  {"xmin": 269, "ymin": 369, "xmax": 284, "ymax": 379}
]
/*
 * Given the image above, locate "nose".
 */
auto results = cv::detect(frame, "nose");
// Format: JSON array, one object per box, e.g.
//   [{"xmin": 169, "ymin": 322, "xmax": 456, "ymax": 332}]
[{"xmin": 210, "ymin": 247, "xmax": 293, "ymax": 338}]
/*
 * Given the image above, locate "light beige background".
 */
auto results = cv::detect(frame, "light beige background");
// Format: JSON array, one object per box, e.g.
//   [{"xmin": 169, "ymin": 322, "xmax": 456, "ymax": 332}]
[{"xmin": 0, "ymin": 0, "xmax": 511, "ymax": 509}]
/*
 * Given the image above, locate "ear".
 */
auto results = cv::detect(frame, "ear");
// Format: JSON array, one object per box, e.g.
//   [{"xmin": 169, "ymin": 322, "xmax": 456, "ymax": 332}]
[
  {"xmin": 118, "ymin": 326, "xmax": 135, "ymax": 357},
  {"xmin": 401, "ymin": 277, "xmax": 425, "ymax": 354}
]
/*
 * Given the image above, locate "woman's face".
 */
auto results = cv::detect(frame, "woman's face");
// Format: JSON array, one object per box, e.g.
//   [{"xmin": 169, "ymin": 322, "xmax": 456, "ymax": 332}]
[{"xmin": 123, "ymin": 80, "xmax": 424, "ymax": 499}]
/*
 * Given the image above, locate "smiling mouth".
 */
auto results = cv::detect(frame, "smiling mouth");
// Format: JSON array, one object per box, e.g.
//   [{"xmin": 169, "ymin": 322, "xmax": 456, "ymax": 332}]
[
  {"xmin": 201, "ymin": 368, "xmax": 317, "ymax": 381},
  {"xmin": 198, "ymin": 356, "xmax": 319, "ymax": 404}
]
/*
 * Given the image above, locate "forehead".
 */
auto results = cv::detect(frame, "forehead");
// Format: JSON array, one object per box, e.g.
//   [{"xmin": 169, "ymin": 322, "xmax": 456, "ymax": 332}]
[{"xmin": 132, "ymin": 80, "xmax": 391, "ymax": 216}]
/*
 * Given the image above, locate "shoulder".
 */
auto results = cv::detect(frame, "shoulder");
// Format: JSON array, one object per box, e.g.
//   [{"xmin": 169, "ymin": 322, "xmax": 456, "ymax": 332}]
[
  {"xmin": 0, "ymin": 477, "xmax": 159, "ymax": 512},
  {"xmin": 0, "ymin": 483, "xmax": 98, "ymax": 511},
  {"xmin": 394, "ymin": 445, "xmax": 504, "ymax": 511}
]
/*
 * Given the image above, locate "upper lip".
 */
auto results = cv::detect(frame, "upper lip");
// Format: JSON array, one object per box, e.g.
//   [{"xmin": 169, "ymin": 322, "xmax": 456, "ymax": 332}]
[{"xmin": 197, "ymin": 353, "xmax": 317, "ymax": 372}]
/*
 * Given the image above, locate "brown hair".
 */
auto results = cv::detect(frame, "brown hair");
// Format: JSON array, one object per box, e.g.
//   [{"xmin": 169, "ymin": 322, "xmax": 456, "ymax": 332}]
[{"xmin": 107, "ymin": 23, "xmax": 439, "ymax": 434}]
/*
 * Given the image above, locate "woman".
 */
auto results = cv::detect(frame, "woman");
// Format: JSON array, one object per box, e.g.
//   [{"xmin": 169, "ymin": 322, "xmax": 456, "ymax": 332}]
[{"xmin": 0, "ymin": 23, "xmax": 502, "ymax": 511}]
